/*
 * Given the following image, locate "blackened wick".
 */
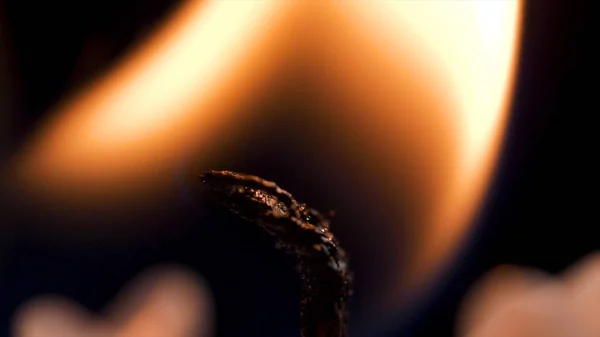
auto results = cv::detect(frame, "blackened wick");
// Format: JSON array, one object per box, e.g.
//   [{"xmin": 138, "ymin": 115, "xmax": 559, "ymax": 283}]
[{"xmin": 200, "ymin": 170, "xmax": 352, "ymax": 337}]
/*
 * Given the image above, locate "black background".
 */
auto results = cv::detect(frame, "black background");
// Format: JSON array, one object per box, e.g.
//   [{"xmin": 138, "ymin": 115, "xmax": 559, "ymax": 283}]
[{"xmin": 0, "ymin": 1, "xmax": 597, "ymax": 337}]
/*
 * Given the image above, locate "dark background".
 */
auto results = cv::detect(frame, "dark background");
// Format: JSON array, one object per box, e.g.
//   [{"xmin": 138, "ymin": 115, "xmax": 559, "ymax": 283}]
[{"xmin": 0, "ymin": 1, "xmax": 597, "ymax": 337}]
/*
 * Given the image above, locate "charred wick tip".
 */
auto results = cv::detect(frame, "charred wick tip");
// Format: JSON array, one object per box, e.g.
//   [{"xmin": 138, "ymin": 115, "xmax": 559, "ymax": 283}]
[
  {"xmin": 199, "ymin": 170, "xmax": 218, "ymax": 182},
  {"xmin": 200, "ymin": 170, "xmax": 352, "ymax": 337},
  {"xmin": 199, "ymin": 170, "xmax": 228, "ymax": 188},
  {"xmin": 200, "ymin": 170, "xmax": 243, "ymax": 185}
]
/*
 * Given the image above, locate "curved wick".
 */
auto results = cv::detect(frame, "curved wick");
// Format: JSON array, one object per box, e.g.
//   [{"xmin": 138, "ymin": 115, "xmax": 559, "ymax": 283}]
[{"xmin": 200, "ymin": 170, "xmax": 352, "ymax": 337}]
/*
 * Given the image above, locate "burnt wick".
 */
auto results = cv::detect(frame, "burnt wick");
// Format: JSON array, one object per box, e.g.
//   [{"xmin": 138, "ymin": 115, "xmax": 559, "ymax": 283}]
[{"xmin": 200, "ymin": 170, "xmax": 352, "ymax": 337}]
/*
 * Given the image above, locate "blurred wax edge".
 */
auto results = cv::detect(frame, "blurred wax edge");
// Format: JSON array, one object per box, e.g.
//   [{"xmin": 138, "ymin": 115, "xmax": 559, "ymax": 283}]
[
  {"xmin": 10, "ymin": 253, "xmax": 600, "ymax": 337},
  {"xmin": 0, "ymin": 0, "xmax": 522, "ymax": 319},
  {"xmin": 11, "ymin": 265, "xmax": 214, "ymax": 337},
  {"xmin": 457, "ymin": 253, "xmax": 600, "ymax": 337}
]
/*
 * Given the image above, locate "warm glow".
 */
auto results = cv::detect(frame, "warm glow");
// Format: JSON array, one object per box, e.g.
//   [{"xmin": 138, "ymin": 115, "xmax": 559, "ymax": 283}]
[
  {"xmin": 366, "ymin": 1, "xmax": 520, "ymax": 169},
  {"xmin": 11, "ymin": 0, "xmax": 288, "ymax": 200},
  {"xmin": 90, "ymin": 1, "xmax": 275, "ymax": 146},
  {"xmin": 6, "ymin": 0, "xmax": 523, "ymax": 320},
  {"xmin": 340, "ymin": 0, "xmax": 523, "ymax": 288}
]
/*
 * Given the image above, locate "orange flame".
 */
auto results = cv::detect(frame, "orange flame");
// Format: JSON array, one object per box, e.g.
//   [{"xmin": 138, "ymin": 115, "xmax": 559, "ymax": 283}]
[
  {"xmin": 10, "ymin": 0, "xmax": 290, "ymax": 203},
  {"xmin": 6, "ymin": 0, "xmax": 523, "ymax": 313}
]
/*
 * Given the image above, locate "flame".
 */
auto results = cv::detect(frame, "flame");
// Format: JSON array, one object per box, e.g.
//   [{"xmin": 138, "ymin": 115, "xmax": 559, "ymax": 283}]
[
  {"xmin": 340, "ymin": 1, "xmax": 523, "ymax": 287},
  {"xmin": 6, "ymin": 0, "xmax": 523, "ymax": 311},
  {"xmin": 293, "ymin": 0, "xmax": 523, "ymax": 300},
  {"xmin": 395, "ymin": 0, "xmax": 523, "ymax": 287},
  {"xmin": 10, "ymin": 0, "xmax": 289, "ymax": 202}
]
